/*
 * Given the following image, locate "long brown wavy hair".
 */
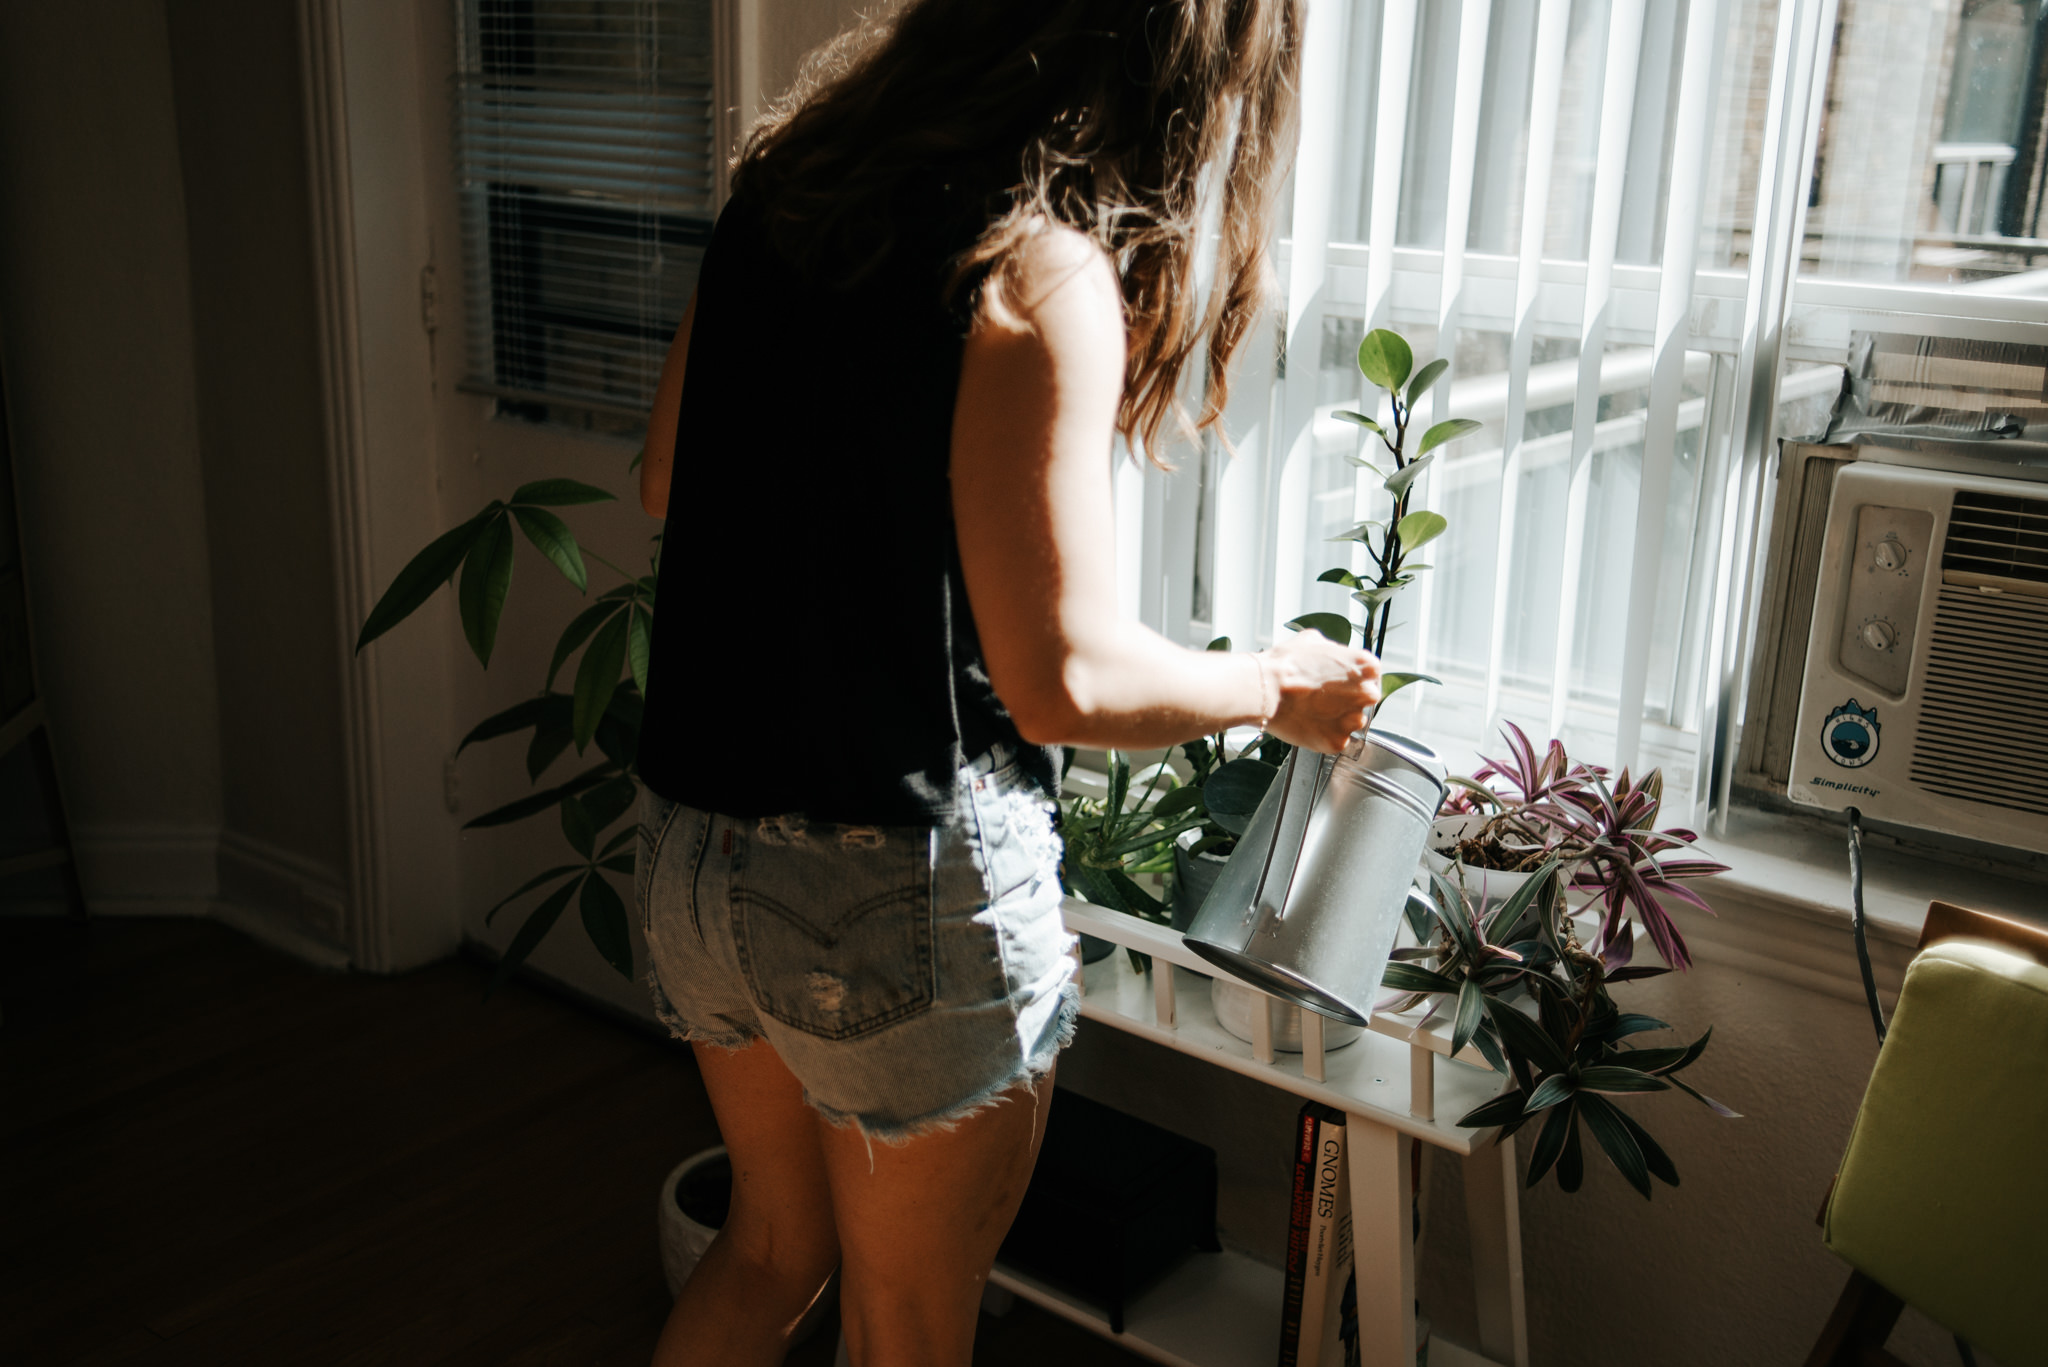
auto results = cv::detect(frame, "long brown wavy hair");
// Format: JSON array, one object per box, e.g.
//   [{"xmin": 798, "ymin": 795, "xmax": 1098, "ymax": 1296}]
[{"xmin": 730, "ymin": 0, "xmax": 1305, "ymax": 463}]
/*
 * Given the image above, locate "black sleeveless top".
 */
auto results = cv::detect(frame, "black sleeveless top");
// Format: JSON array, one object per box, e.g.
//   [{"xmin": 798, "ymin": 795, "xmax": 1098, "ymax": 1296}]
[{"xmin": 635, "ymin": 185, "xmax": 1060, "ymax": 824}]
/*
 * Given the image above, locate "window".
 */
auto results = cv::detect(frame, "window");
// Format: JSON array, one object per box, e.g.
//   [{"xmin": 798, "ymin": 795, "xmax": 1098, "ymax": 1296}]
[
  {"xmin": 1144, "ymin": 0, "xmax": 2048, "ymax": 827},
  {"xmin": 1809, "ymin": 0, "xmax": 2047, "ymax": 275},
  {"xmin": 453, "ymin": 0, "xmax": 715, "ymax": 431}
]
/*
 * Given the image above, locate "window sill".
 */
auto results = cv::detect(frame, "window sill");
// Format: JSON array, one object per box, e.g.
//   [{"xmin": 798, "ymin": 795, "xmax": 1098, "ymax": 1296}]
[{"xmin": 1694, "ymin": 806, "xmax": 2046, "ymax": 946}]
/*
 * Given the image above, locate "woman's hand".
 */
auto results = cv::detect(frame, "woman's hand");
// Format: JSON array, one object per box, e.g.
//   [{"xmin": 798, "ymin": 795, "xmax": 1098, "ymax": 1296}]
[{"xmin": 1257, "ymin": 632, "xmax": 1382, "ymax": 754}]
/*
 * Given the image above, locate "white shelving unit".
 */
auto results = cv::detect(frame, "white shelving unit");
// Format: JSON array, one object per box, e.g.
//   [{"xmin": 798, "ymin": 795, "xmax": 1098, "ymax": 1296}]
[
  {"xmin": 1009, "ymin": 897, "xmax": 1529, "ymax": 1367},
  {"xmin": 991, "ymin": 1245, "xmax": 1283, "ymax": 1367}
]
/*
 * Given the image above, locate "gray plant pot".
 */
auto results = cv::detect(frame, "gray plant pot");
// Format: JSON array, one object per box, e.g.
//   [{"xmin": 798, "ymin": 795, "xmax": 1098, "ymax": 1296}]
[
  {"xmin": 1077, "ymin": 933, "xmax": 1119, "ymax": 964},
  {"xmin": 1170, "ymin": 829, "xmax": 1231, "ymax": 933}
]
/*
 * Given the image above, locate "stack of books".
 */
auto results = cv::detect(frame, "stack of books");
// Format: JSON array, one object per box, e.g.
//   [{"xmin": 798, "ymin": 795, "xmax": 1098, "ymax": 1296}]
[{"xmin": 1278, "ymin": 1101, "xmax": 1429, "ymax": 1367}]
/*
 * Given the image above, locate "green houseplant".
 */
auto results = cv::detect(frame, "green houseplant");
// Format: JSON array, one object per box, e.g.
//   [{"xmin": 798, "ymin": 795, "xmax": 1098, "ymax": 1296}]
[
  {"xmin": 1386, "ymin": 721, "xmax": 1737, "ymax": 1194},
  {"xmin": 1054, "ymin": 638, "xmax": 1294, "ymax": 937},
  {"xmin": 1289, "ymin": 327, "xmax": 1479, "ymax": 671},
  {"xmin": 355, "ymin": 466, "xmax": 657, "ymax": 995},
  {"xmin": 1382, "ymin": 862, "xmax": 1738, "ymax": 1197},
  {"xmin": 1064, "ymin": 328, "xmax": 1481, "ymax": 932}
]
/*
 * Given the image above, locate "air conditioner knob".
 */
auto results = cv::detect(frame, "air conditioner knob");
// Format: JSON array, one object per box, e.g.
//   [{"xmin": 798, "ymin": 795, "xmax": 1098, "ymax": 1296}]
[
  {"xmin": 1873, "ymin": 537, "xmax": 1909, "ymax": 571},
  {"xmin": 1860, "ymin": 619, "xmax": 1897, "ymax": 651}
]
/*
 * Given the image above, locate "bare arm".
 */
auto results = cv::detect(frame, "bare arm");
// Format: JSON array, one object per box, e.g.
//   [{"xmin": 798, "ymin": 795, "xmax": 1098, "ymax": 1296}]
[
  {"xmin": 951, "ymin": 226, "xmax": 1380, "ymax": 754},
  {"xmin": 640, "ymin": 291, "xmax": 698, "ymax": 518}
]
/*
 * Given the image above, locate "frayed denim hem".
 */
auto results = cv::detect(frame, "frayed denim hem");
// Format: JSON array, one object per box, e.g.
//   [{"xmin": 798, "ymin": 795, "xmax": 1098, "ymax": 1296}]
[
  {"xmin": 648, "ymin": 968, "xmax": 763, "ymax": 1052},
  {"xmin": 804, "ymin": 978, "xmax": 1083, "ymax": 1149}
]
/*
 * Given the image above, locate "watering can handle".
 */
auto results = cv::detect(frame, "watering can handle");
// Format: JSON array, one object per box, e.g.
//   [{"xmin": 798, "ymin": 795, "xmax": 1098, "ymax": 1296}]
[
  {"xmin": 1248, "ymin": 749, "xmax": 1299, "ymax": 915},
  {"xmin": 1251, "ymin": 748, "xmax": 1331, "ymax": 922}
]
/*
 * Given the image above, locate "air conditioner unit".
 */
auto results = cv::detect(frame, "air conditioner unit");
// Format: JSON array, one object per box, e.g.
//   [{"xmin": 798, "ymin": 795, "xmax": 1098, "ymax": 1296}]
[{"xmin": 1769, "ymin": 455, "xmax": 2048, "ymax": 852}]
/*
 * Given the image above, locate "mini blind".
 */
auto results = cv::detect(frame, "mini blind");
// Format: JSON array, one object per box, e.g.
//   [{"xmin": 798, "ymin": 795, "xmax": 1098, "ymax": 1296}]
[{"xmin": 454, "ymin": 0, "xmax": 715, "ymax": 419}]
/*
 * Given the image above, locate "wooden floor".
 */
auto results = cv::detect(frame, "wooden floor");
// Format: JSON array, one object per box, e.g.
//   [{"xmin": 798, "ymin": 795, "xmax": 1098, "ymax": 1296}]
[{"xmin": 0, "ymin": 915, "xmax": 1146, "ymax": 1366}]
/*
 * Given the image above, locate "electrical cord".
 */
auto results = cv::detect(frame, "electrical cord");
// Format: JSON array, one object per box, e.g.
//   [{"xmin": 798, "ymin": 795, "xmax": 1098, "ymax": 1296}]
[
  {"xmin": 1846, "ymin": 810, "xmax": 1974, "ymax": 1367},
  {"xmin": 1844, "ymin": 806, "xmax": 1887, "ymax": 1045}
]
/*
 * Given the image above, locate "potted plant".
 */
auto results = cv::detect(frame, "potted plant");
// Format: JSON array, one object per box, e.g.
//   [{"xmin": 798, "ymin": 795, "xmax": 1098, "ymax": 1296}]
[
  {"xmin": 1287, "ymin": 327, "xmax": 1478, "ymax": 682},
  {"xmin": 1071, "ymin": 329, "xmax": 1483, "ymax": 1047},
  {"xmin": 1071, "ymin": 325, "xmax": 1480, "ymax": 900},
  {"xmin": 1381, "ymin": 863, "xmax": 1739, "ymax": 1195},
  {"xmin": 1429, "ymin": 721, "xmax": 1730, "ymax": 973},
  {"xmin": 355, "ymin": 467, "xmax": 656, "ymax": 994},
  {"xmin": 1056, "ymin": 747, "xmax": 1184, "ymax": 963}
]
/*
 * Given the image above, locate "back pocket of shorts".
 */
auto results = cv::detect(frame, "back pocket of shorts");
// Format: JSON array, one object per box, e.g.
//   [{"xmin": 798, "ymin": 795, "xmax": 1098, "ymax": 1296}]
[{"xmin": 729, "ymin": 825, "xmax": 935, "ymax": 1041}]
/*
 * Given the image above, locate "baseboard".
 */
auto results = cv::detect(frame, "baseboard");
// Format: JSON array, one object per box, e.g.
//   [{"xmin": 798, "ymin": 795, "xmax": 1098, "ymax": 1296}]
[
  {"xmin": 217, "ymin": 829, "xmax": 347, "ymax": 950},
  {"xmin": 35, "ymin": 822, "xmax": 354, "ymax": 971},
  {"xmin": 70, "ymin": 822, "xmax": 219, "ymax": 905}
]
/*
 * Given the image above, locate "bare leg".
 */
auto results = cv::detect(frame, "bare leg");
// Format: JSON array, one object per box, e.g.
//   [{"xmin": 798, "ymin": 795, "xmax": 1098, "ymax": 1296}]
[
  {"xmin": 822, "ymin": 1068, "xmax": 1055, "ymax": 1367},
  {"xmin": 651, "ymin": 1039, "xmax": 842, "ymax": 1367}
]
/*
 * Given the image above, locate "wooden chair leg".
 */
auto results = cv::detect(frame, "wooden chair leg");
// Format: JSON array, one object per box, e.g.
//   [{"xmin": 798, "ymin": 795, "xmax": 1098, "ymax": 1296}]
[{"xmin": 1803, "ymin": 1270, "xmax": 1904, "ymax": 1367}]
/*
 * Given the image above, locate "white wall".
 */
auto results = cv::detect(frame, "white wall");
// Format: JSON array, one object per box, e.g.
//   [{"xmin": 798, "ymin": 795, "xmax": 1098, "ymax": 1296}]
[
  {"xmin": 0, "ymin": 0, "xmax": 351, "ymax": 959},
  {"xmin": 165, "ymin": 0, "xmax": 351, "ymax": 947},
  {"xmin": 0, "ymin": 0, "xmax": 225, "ymax": 912}
]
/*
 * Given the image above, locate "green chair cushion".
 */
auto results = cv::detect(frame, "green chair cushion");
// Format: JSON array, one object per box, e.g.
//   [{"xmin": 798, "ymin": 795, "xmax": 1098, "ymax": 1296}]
[{"xmin": 1825, "ymin": 938, "xmax": 2048, "ymax": 1367}]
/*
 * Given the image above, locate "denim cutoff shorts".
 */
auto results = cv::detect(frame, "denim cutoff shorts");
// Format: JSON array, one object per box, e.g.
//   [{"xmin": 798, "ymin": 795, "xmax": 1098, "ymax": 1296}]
[{"xmin": 635, "ymin": 746, "xmax": 1080, "ymax": 1145}]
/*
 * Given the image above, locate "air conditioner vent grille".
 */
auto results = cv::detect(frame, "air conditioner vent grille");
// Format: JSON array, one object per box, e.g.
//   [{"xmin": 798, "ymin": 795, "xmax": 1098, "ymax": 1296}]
[
  {"xmin": 1941, "ymin": 489, "xmax": 2048, "ymax": 587},
  {"xmin": 1908, "ymin": 586, "xmax": 2048, "ymax": 817}
]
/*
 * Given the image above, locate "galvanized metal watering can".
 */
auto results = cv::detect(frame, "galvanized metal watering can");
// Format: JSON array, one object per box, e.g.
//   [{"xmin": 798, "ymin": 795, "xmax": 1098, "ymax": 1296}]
[{"xmin": 1182, "ymin": 728, "xmax": 1447, "ymax": 1025}]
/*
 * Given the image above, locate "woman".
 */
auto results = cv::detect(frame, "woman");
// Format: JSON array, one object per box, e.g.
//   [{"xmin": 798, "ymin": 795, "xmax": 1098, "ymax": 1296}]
[{"xmin": 632, "ymin": 3, "xmax": 1378, "ymax": 1363}]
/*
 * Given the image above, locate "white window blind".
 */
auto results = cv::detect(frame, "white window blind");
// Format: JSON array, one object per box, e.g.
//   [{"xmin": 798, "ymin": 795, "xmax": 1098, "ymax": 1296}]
[
  {"xmin": 1129, "ymin": 0, "xmax": 2048, "ymax": 827},
  {"xmin": 454, "ymin": 0, "xmax": 715, "ymax": 421}
]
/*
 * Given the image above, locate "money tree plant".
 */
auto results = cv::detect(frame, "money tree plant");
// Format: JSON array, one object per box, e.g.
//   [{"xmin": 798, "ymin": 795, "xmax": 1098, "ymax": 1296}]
[{"xmin": 355, "ymin": 467, "xmax": 655, "ymax": 996}]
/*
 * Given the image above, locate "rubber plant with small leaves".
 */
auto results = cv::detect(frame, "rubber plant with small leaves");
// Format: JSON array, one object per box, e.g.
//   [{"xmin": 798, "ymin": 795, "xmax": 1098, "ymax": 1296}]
[
  {"xmin": 1062, "ymin": 331, "xmax": 1479, "ymax": 924},
  {"xmin": 1289, "ymin": 328, "xmax": 1480, "ymax": 688},
  {"xmin": 355, "ymin": 469, "xmax": 656, "ymax": 996},
  {"xmin": 1067, "ymin": 329, "xmax": 1483, "ymax": 921},
  {"xmin": 1380, "ymin": 863, "xmax": 1739, "ymax": 1198}
]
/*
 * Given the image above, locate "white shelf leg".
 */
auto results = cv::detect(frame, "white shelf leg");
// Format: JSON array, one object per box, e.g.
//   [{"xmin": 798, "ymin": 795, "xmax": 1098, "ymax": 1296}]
[
  {"xmin": 1250, "ymin": 990, "xmax": 1275, "ymax": 1064},
  {"xmin": 1154, "ymin": 960, "xmax": 1176, "ymax": 1029},
  {"xmin": 1347, "ymin": 1115, "xmax": 1417, "ymax": 1367},
  {"xmin": 1300, "ymin": 1008, "xmax": 1326, "ymax": 1082},
  {"xmin": 1463, "ymin": 1138, "xmax": 1530, "ymax": 1367},
  {"xmin": 1409, "ymin": 1043, "xmax": 1435, "ymax": 1121}
]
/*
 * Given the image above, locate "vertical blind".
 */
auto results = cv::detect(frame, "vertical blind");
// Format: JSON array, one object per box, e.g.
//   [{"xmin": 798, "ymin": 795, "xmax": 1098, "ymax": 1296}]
[
  {"xmin": 1149, "ymin": 0, "xmax": 2048, "ymax": 827},
  {"xmin": 454, "ymin": 0, "xmax": 714, "ymax": 419},
  {"xmin": 1121, "ymin": 0, "xmax": 1871, "ymax": 826}
]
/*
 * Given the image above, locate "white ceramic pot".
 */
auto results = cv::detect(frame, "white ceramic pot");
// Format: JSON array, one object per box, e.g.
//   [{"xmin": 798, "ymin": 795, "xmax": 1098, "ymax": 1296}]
[
  {"xmin": 1209, "ymin": 977, "xmax": 1363, "ymax": 1052},
  {"xmin": 659, "ymin": 1146, "xmax": 834, "ymax": 1341},
  {"xmin": 658, "ymin": 1146, "xmax": 728, "ymax": 1299},
  {"xmin": 1421, "ymin": 813, "xmax": 1543, "ymax": 908}
]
